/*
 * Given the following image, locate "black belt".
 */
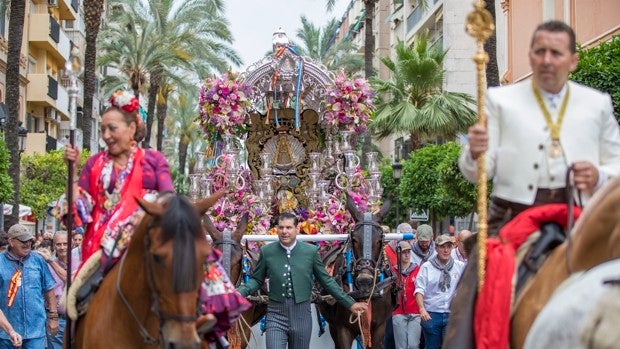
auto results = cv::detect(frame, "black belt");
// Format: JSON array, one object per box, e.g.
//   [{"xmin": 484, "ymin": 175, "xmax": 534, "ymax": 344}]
[{"xmin": 492, "ymin": 187, "xmax": 568, "ymax": 210}]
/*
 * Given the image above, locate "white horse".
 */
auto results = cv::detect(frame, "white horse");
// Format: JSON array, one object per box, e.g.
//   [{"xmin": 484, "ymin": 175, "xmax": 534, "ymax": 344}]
[{"xmin": 524, "ymin": 258, "xmax": 620, "ymax": 349}]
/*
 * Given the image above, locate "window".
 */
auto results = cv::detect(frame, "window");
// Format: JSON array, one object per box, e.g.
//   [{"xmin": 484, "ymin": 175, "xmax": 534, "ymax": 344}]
[{"xmin": 0, "ymin": 4, "xmax": 6, "ymax": 37}]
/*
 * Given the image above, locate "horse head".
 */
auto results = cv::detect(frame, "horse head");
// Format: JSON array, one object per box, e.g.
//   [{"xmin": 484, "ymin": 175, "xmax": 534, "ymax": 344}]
[
  {"xmin": 133, "ymin": 192, "xmax": 221, "ymax": 349},
  {"xmin": 203, "ymin": 210, "xmax": 249, "ymax": 285},
  {"xmin": 345, "ymin": 194, "xmax": 391, "ymax": 294}
]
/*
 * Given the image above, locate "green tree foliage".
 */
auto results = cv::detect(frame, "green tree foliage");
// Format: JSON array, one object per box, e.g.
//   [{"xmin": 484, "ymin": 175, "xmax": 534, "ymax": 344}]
[
  {"xmin": 295, "ymin": 16, "xmax": 364, "ymax": 76},
  {"xmin": 378, "ymin": 159, "xmax": 400, "ymax": 228},
  {"xmin": 371, "ymin": 34, "xmax": 477, "ymax": 150},
  {"xmin": 571, "ymin": 35, "xmax": 620, "ymax": 121},
  {"xmin": 0, "ymin": 138, "xmax": 14, "ymax": 203},
  {"xmin": 398, "ymin": 142, "xmax": 478, "ymax": 225},
  {"xmin": 20, "ymin": 149, "xmax": 90, "ymax": 220}
]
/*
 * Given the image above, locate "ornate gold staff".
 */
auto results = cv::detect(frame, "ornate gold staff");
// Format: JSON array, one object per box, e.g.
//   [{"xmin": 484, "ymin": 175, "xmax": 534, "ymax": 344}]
[{"xmin": 465, "ymin": 0, "xmax": 494, "ymax": 291}]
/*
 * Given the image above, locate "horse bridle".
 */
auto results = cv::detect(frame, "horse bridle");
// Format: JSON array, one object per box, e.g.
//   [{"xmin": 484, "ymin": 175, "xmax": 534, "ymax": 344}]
[
  {"xmin": 351, "ymin": 213, "xmax": 385, "ymax": 279},
  {"xmin": 211, "ymin": 230, "xmax": 243, "ymax": 283},
  {"xmin": 116, "ymin": 220, "xmax": 198, "ymax": 346}
]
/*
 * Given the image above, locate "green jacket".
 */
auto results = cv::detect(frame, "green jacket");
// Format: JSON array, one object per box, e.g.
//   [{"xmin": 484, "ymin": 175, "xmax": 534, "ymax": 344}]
[{"xmin": 237, "ymin": 240, "xmax": 355, "ymax": 309}]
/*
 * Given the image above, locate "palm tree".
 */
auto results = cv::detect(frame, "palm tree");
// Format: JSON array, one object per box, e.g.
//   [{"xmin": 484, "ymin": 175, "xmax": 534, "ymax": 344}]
[
  {"xmin": 164, "ymin": 91, "xmax": 203, "ymax": 177},
  {"xmin": 484, "ymin": 0, "xmax": 499, "ymax": 87},
  {"xmin": 97, "ymin": 9, "xmax": 163, "ymax": 98},
  {"xmin": 295, "ymin": 16, "xmax": 363, "ymax": 75},
  {"xmin": 326, "ymin": 0, "xmax": 378, "ymax": 165},
  {"xmin": 82, "ymin": 0, "xmax": 105, "ymax": 151},
  {"xmin": 102, "ymin": 0, "xmax": 241, "ymax": 148},
  {"xmin": 4, "ymin": 0, "xmax": 26, "ymax": 226},
  {"xmin": 371, "ymin": 33, "xmax": 477, "ymax": 150}
]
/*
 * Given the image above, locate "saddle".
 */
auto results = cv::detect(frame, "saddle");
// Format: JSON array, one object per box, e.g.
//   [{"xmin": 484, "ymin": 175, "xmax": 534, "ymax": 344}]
[
  {"xmin": 515, "ymin": 222, "xmax": 566, "ymax": 295},
  {"xmin": 65, "ymin": 250, "xmax": 102, "ymax": 320}
]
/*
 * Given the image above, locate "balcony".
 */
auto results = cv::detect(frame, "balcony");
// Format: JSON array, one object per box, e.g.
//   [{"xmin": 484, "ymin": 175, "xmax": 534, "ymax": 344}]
[
  {"xmin": 23, "ymin": 131, "xmax": 47, "ymax": 156},
  {"xmin": 27, "ymin": 74, "xmax": 58, "ymax": 106},
  {"xmin": 406, "ymin": 0, "xmax": 440, "ymax": 35},
  {"xmin": 58, "ymin": 0, "xmax": 78, "ymax": 21},
  {"xmin": 29, "ymin": 13, "xmax": 71, "ymax": 62}
]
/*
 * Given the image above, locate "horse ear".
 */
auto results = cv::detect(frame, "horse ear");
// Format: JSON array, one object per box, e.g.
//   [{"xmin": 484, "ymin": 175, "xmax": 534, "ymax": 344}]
[
  {"xmin": 374, "ymin": 198, "xmax": 392, "ymax": 222},
  {"xmin": 234, "ymin": 213, "xmax": 249, "ymax": 240},
  {"xmin": 195, "ymin": 189, "xmax": 226, "ymax": 215},
  {"xmin": 202, "ymin": 214, "xmax": 221, "ymax": 240},
  {"xmin": 136, "ymin": 197, "xmax": 166, "ymax": 217},
  {"xmin": 345, "ymin": 192, "xmax": 364, "ymax": 222}
]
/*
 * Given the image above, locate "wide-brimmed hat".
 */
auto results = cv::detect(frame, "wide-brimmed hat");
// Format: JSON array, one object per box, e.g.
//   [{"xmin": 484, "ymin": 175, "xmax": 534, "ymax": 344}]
[
  {"xmin": 417, "ymin": 224, "xmax": 433, "ymax": 241},
  {"xmin": 7, "ymin": 224, "xmax": 34, "ymax": 242}
]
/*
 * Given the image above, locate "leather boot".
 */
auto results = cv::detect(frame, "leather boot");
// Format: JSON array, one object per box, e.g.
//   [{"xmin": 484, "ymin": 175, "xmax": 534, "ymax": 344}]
[{"xmin": 196, "ymin": 313, "xmax": 217, "ymax": 336}]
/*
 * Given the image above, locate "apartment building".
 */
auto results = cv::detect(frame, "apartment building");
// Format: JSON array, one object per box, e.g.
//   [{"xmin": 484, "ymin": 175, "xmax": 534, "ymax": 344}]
[{"xmin": 0, "ymin": 0, "xmax": 100, "ymax": 156}]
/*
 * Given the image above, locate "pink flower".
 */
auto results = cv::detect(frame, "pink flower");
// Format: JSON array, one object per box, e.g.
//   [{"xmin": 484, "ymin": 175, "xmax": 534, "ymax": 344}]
[
  {"xmin": 199, "ymin": 72, "xmax": 252, "ymax": 135},
  {"xmin": 323, "ymin": 73, "xmax": 374, "ymax": 135}
]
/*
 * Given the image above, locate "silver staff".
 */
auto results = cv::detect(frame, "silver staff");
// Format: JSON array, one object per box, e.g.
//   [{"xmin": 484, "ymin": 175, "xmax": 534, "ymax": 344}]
[{"xmin": 63, "ymin": 44, "xmax": 83, "ymax": 349}]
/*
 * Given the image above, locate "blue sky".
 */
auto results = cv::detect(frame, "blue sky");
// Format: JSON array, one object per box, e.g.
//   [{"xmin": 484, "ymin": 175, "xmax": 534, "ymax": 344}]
[{"xmin": 225, "ymin": 0, "xmax": 350, "ymax": 70}]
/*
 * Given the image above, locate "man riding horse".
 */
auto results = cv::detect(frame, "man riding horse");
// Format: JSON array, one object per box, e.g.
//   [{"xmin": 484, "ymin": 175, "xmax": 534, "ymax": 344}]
[{"xmin": 451, "ymin": 19, "xmax": 620, "ymax": 348}]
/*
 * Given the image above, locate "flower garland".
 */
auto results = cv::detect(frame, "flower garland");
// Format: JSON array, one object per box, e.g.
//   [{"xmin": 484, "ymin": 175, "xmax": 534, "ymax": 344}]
[
  {"xmin": 204, "ymin": 156, "xmax": 272, "ymax": 245},
  {"xmin": 323, "ymin": 73, "xmax": 375, "ymax": 135},
  {"xmin": 199, "ymin": 71, "xmax": 253, "ymax": 136}
]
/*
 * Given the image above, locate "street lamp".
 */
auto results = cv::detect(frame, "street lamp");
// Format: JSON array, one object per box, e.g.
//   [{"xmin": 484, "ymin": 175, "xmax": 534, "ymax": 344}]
[
  {"xmin": 18, "ymin": 123, "xmax": 27, "ymax": 152},
  {"xmin": 392, "ymin": 161, "xmax": 403, "ymax": 222}
]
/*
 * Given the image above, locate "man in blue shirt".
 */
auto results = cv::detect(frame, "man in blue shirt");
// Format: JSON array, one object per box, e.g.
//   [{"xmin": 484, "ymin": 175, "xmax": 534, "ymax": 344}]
[{"xmin": 0, "ymin": 224, "xmax": 57, "ymax": 348}]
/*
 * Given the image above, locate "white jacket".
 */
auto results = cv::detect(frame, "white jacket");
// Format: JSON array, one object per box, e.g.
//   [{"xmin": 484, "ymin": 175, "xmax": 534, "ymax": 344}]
[{"xmin": 459, "ymin": 80, "xmax": 620, "ymax": 205}]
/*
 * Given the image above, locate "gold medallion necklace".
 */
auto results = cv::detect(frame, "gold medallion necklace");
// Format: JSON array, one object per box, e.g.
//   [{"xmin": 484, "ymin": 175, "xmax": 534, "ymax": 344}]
[{"xmin": 532, "ymin": 81, "xmax": 571, "ymax": 158}]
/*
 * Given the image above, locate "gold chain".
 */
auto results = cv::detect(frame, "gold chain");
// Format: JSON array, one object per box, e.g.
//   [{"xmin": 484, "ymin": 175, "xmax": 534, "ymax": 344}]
[{"xmin": 532, "ymin": 82, "xmax": 571, "ymax": 141}]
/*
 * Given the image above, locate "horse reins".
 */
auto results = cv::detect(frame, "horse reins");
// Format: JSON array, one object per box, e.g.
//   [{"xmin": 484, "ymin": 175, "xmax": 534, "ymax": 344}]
[
  {"xmin": 347, "ymin": 213, "xmax": 388, "ymax": 348},
  {"xmin": 565, "ymin": 165, "xmax": 584, "ymax": 274},
  {"xmin": 116, "ymin": 220, "xmax": 197, "ymax": 346}
]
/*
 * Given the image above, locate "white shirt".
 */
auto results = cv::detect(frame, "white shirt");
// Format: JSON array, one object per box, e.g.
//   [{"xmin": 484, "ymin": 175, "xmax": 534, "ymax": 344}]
[
  {"xmin": 410, "ymin": 248, "xmax": 437, "ymax": 267},
  {"xmin": 414, "ymin": 259, "xmax": 466, "ymax": 313},
  {"xmin": 450, "ymin": 248, "xmax": 467, "ymax": 263},
  {"xmin": 280, "ymin": 240, "xmax": 297, "ymax": 255},
  {"xmin": 538, "ymin": 84, "xmax": 569, "ymax": 190}
]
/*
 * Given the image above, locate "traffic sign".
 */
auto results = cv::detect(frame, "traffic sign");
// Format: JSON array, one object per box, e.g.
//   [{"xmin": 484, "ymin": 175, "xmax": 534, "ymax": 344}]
[{"xmin": 410, "ymin": 209, "xmax": 429, "ymax": 221}]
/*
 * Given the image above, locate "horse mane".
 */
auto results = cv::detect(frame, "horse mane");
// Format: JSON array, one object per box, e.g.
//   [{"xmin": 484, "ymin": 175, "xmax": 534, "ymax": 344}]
[{"xmin": 159, "ymin": 195, "xmax": 203, "ymax": 292}]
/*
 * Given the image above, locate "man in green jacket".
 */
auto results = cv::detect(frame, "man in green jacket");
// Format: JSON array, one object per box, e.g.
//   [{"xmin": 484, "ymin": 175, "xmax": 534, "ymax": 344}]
[{"xmin": 238, "ymin": 212, "xmax": 367, "ymax": 349}]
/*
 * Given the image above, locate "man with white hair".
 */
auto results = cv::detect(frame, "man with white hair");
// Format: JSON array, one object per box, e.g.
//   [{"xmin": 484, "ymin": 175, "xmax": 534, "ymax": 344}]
[
  {"xmin": 451, "ymin": 230, "xmax": 472, "ymax": 263},
  {"xmin": 37, "ymin": 231, "xmax": 78, "ymax": 349}
]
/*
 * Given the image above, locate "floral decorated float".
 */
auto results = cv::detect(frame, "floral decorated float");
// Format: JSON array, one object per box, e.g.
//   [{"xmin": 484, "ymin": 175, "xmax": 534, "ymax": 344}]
[{"xmin": 193, "ymin": 28, "xmax": 382, "ymax": 255}]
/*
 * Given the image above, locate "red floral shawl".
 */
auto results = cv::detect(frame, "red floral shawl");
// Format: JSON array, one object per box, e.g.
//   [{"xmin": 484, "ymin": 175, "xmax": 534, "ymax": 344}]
[{"xmin": 81, "ymin": 148, "xmax": 146, "ymax": 262}]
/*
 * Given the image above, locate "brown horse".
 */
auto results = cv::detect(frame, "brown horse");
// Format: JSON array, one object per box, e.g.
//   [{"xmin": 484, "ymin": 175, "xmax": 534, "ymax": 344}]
[
  {"xmin": 445, "ymin": 177, "xmax": 620, "ymax": 349},
  {"xmin": 316, "ymin": 196, "xmax": 393, "ymax": 349},
  {"xmin": 75, "ymin": 194, "xmax": 218, "ymax": 349},
  {"xmin": 511, "ymin": 177, "xmax": 620, "ymax": 348},
  {"xmin": 202, "ymin": 214, "xmax": 267, "ymax": 349}
]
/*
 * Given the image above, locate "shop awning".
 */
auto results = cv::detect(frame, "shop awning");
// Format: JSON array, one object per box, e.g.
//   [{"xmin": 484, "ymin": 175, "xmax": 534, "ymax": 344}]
[{"xmin": 3, "ymin": 204, "xmax": 32, "ymax": 218}]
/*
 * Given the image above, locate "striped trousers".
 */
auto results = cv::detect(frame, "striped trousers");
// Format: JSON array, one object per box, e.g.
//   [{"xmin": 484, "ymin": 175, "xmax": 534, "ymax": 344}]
[{"xmin": 265, "ymin": 298, "xmax": 312, "ymax": 349}]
